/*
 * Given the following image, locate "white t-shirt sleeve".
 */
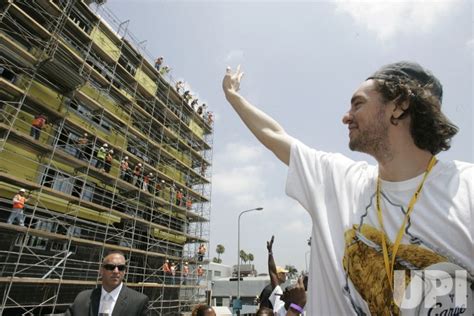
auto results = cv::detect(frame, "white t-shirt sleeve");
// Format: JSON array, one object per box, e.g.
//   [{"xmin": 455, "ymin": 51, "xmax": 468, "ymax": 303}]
[{"xmin": 286, "ymin": 139, "xmax": 368, "ymax": 223}]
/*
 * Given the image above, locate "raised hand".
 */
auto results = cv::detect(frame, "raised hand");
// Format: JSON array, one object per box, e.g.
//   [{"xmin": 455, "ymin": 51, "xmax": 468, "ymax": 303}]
[
  {"xmin": 222, "ymin": 65, "xmax": 244, "ymax": 96},
  {"xmin": 281, "ymin": 276, "xmax": 307, "ymax": 309},
  {"xmin": 267, "ymin": 235, "xmax": 274, "ymax": 253}
]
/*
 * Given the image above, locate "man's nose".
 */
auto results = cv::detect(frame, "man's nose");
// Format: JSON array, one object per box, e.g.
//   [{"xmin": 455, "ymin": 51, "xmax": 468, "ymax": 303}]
[{"xmin": 342, "ymin": 111, "xmax": 352, "ymax": 125}]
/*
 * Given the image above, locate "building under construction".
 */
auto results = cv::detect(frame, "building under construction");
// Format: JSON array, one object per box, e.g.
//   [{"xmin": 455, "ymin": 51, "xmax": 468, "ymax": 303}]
[{"xmin": 0, "ymin": 0, "xmax": 213, "ymax": 314}]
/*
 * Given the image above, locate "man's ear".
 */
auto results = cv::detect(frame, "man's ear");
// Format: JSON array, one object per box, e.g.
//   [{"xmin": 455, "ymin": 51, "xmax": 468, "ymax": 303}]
[
  {"xmin": 389, "ymin": 98, "xmax": 410, "ymax": 126},
  {"xmin": 392, "ymin": 98, "xmax": 410, "ymax": 120}
]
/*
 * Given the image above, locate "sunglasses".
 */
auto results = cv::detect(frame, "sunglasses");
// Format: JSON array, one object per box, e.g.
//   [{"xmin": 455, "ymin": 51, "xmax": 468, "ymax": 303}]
[{"xmin": 102, "ymin": 264, "xmax": 126, "ymax": 271}]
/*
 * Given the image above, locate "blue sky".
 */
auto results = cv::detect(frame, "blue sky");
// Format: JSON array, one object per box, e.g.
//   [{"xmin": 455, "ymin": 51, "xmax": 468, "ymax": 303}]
[{"xmin": 104, "ymin": 0, "xmax": 473, "ymax": 274}]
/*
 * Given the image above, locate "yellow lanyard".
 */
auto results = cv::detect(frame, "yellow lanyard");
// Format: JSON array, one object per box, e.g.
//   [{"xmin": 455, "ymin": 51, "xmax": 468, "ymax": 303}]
[{"xmin": 376, "ymin": 156, "xmax": 437, "ymax": 290}]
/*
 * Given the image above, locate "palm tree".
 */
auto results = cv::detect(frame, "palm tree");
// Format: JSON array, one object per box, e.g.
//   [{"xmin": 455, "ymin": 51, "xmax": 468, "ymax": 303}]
[
  {"xmin": 285, "ymin": 265, "xmax": 298, "ymax": 279},
  {"xmin": 247, "ymin": 253, "xmax": 254, "ymax": 264},
  {"xmin": 216, "ymin": 244, "xmax": 225, "ymax": 262},
  {"xmin": 239, "ymin": 250, "xmax": 247, "ymax": 264}
]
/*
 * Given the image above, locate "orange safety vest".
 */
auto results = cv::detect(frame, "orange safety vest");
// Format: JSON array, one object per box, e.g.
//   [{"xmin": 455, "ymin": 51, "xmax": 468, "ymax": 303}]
[{"xmin": 13, "ymin": 195, "xmax": 26, "ymax": 209}]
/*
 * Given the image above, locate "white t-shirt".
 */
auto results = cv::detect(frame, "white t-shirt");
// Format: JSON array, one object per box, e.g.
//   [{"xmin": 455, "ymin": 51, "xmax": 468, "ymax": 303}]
[
  {"xmin": 269, "ymin": 285, "xmax": 287, "ymax": 316},
  {"xmin": 286, "ymin": 140, "xmax": 473, "ymax": 315}
]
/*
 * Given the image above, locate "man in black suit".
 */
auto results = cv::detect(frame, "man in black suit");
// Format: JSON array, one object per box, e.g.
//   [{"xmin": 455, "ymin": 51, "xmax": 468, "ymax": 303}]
[{"xmin": 66, "ymin": 250, "xmax": 149, "ymax": 316}]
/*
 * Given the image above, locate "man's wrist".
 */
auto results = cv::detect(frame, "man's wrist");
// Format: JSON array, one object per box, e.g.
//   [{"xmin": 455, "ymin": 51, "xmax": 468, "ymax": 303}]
[
  {"xmin": 224, "ymin": 90, "xmax": 241, "ymax": 102},
  {"xmin": 289, "ymin": 303, "xmax": 304, "ymax": 314}
]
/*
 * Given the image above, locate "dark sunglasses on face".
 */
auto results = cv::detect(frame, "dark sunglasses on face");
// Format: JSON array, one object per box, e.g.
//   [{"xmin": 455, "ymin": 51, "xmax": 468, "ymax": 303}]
[{"xmin": 102, "ymin": 264, "xmax": 126, "ymax": 271}]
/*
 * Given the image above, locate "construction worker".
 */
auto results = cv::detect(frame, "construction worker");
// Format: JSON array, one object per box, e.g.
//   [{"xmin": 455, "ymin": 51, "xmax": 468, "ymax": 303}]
[
  {"xmin": 197, "ymin": 243, "xmax": 206, "ymax": 262},
  {"xmin": 155, "ymin": 179, "xmax": 165, "ymax": 197},
  {"xmin": 175, "ymin": 188, "xmax": 184, "ymax": 206},
  {"xmin": 200, "ymin": 162, "xmax": 207, "ymax": 177},
  {"xmin": 142, "ymin": 172, "xmax": 153, "ymax": 193},
  {"xmin": 183, "ymin": 90, "xmax": 192, "ymax": 103},
  {"xmin": 132, "ymin": 163, "xmax": 143, "ymax": 188},
  {"xmin": 185, "ymin": 198, "xmax": 192, "ymax": 210},
  {"xmin": 162, "ymin": 259, "xmax": 171, "ymax": 284},
  {"xmin": 190, "ymin": 98, "xmax": 199, "ymax": 111},
  {"xmin": 95, "ymin": 143, "xmax": 107, "ymax": 171},
  {"xmin": 104, "ymin": 150, "xmax": 113, "ymax": 174},
  {"xmin": 75, "ymin": 133, "xmax": 88, "ymax": 160},
  {"xmin": 154, "ymin": 56, "xmax": 163, "ymax": 71},
  {"xmin": 182, "ymin": 262, "xmax": 189, "ymax": 284},
  {"xmin": 206, "ymin": 111, "xmax": 214, "ymax": 125},
  {"xmin": 170, "ymin": 262, "xmax": 177, "ymax": 285},
  {"xmin": 196, "ymin": 265, "xmax": 204, "ymax": 285},
  {"xmin": 7, "ymin": 188, "xmax": 29, "ymax": 227},
  {"xmin": 159, "ymin": 65, "xmax": 171, "ymax": 75},
  {"xmin": 120, "ymin": 156, "xmax": 130, "ymax": 181},
  {"xmin": 197, "ymin": 103, "xmax": 207, "ymax": 117},
  {"xmin": 30, "ymin": 113, "xmax": 47, "ymax": 140},
  {"xmin": 175, "ymin": 80, "xmax": 184, "ymax": 94}
]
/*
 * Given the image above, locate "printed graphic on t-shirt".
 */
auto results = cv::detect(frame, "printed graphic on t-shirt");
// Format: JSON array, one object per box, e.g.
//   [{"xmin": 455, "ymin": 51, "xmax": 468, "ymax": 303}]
[{"xmin": 342, "ymin": 192, "xmax": 447, "ymax": 315}]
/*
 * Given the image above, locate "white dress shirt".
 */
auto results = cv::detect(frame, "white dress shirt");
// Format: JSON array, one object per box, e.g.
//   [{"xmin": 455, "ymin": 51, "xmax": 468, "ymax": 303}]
[{"xmin": 99, "ymin": 282, "xmax": 123, "ymax": 315}]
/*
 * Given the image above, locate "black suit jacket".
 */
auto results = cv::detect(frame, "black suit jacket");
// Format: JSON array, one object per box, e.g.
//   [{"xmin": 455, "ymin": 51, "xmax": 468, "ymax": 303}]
[{"xmin": 65, "ymin": 284, "xmax": 149, "ymax": 316}]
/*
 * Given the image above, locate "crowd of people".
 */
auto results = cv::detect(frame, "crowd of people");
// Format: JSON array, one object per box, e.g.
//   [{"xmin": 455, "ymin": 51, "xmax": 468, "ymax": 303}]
[
  {"xmin": 69, "ymin": 133, "xmax": 197, "ymax": 208},
  {"xmin": 156, "ymin": 55, "xmax": 213, "ymax": 126}
]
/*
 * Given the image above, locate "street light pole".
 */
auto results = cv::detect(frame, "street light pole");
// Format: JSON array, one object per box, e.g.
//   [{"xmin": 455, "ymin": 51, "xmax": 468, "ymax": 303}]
[{"xmin": 236, "ymin": 207, "xmax": 263, "ymax": 315}]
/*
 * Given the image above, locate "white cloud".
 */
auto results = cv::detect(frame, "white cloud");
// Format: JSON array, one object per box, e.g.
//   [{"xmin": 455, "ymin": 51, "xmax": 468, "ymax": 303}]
[
  {"xmin": 212, "ymin": 142, "xmax": 266, "ymax": 204},
  {"xmin": 223, "ymin": 142, "xmax": 264, "ymax": 163},
  {"xmin": 332, "ymin": 0, "xmax": 460, "ymax": 41},
  {"xmin": 224, "ymin": 49, "xmax": 245, "ymax": 64},
  {"xmin": 213, "ymin": 165, "xmax": 265, "ymax": 196},
  {"xmin": 467, "ymin": 38, "xmax": 474, "ymax": 51}
]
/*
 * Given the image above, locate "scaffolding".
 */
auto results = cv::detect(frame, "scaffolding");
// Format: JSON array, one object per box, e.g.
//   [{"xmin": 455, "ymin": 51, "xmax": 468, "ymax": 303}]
[{"xmin": 0, "ymin": 0, "xmax": 213, "ymax": 315}]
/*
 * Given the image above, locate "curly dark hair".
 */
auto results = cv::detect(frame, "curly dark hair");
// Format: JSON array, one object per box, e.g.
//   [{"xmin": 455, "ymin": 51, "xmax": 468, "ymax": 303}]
[{"xmin": 372, "ymin": 78, "xmax": 458, "ymax": 155}]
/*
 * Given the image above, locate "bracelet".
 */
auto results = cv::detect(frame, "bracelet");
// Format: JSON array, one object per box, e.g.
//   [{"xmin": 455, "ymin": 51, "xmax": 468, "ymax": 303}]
[{"xmin": 289, "ymin": 303, "xmax": 304, "ymax": 314}]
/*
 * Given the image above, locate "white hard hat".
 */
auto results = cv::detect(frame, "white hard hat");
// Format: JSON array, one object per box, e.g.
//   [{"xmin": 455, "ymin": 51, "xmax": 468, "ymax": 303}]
[
  {"xmin": 103, "ymin": 143, "xmax": 108, "ymax": 147},
  {"xmin": 125, "ymin": 156, "xmax": 128, "ymax": 160},
  {"xmin": 19, "ymin": 188, "xmax": 26, "ymax": 193},
  {"xmin": 138, "ymin": 163, "xmax": 142, "ymax": 166}
]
